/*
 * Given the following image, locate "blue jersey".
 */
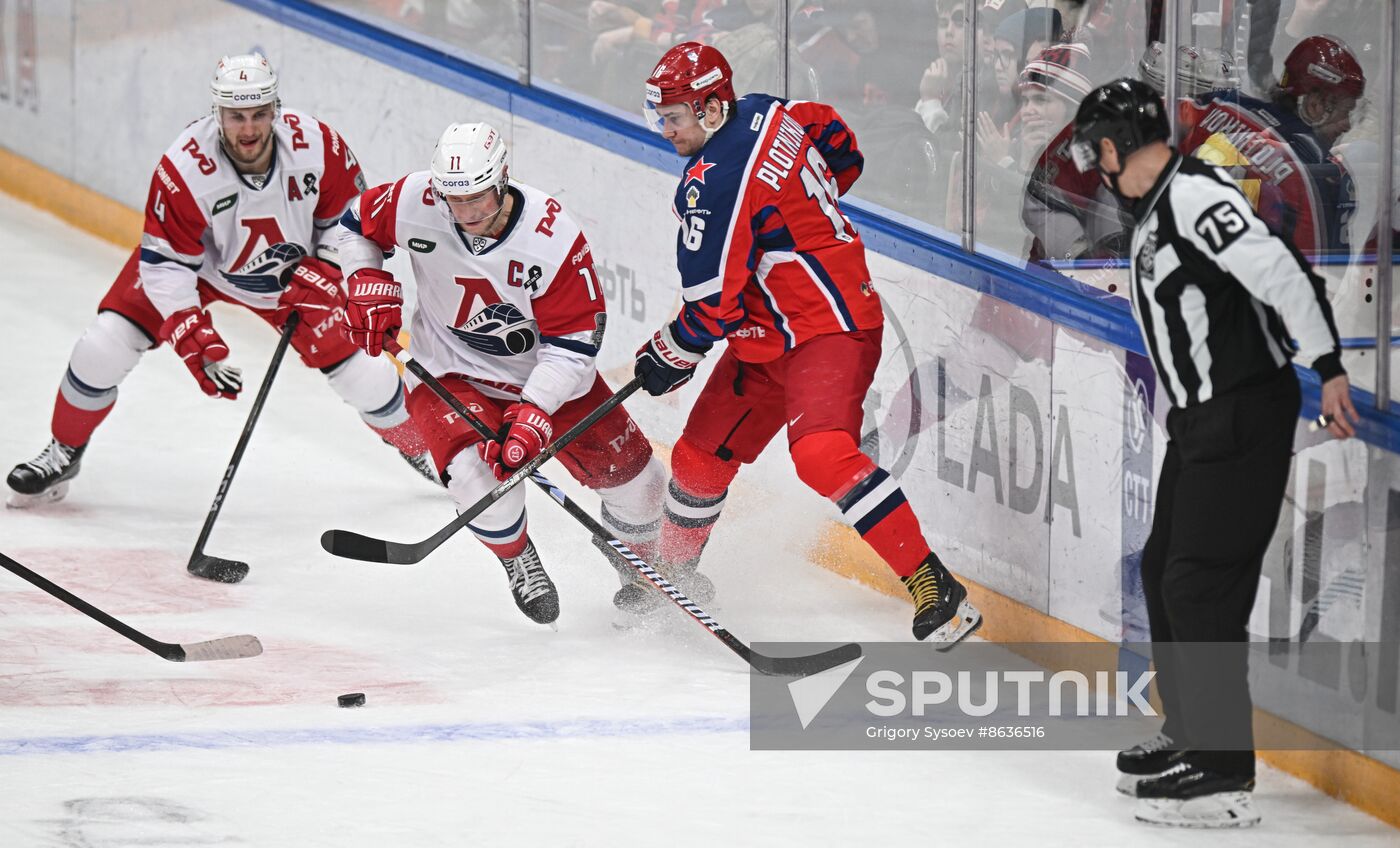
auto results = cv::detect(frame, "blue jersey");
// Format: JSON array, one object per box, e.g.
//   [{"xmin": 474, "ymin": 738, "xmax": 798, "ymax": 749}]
[{"xmin": 670, "ymin": 94, "xmax": 883, "ymax": 362}]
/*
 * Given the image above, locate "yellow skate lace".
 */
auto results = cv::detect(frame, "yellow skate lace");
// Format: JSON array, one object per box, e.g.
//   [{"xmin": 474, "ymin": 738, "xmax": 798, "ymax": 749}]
[{"xmin": 903, "ymin": 563, "xmax": 944, "ymax": 614}]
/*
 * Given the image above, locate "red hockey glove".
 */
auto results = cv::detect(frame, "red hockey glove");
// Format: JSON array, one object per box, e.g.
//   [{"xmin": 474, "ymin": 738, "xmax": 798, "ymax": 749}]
[
  {"xmin": 159, "ymin": 307, "xmax": 242, "ymax": 400},
  {"xmin": 343, "ymin": 268, "xmax": 403, "ymax": 357},
  {"xmin": 278, "ymin": 256, "xmax": 345, "ymax": 317},
  {"xmin": 478, "ymin": 401, "xmax": 553, "ymax": 481},
  {"xmin": 634, "ymin": 321, "xmax": 709, "ymax": 396}
]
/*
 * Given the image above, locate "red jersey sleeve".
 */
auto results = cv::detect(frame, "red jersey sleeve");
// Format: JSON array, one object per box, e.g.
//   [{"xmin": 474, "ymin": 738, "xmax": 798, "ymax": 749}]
[
  {"xmin": 342, "ymin": 177, "xmax": 404, "ymax": 253},
  {"xmin": 140, "ymin": 155, "xmax": 207, "ymax": 268},
  {"xmin": 534, "ymin": 232, "xmax": 606, "ymax": 353},
  {"xmin": 784, "ymin": 100, "xmax": 864, "ymax": 195},
  {"xmin": 315, "ymin": 121, "xmax": 366, "ymax": 228}
]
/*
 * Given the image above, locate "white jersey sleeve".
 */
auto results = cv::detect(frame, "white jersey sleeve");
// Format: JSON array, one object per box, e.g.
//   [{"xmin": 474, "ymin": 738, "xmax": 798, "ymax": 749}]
[{"xmin": 1171, "ymin": 167, "xmax": 1340, "ymax": 371}]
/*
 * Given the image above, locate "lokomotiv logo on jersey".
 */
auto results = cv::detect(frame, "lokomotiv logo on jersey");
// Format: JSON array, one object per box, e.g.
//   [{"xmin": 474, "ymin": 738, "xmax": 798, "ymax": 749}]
[
  {"xmin": 223, "ymin": 242, "xmax": 307, "ymax": 293},
  {"xmin": 222, "ymin": 217, "xmax": 303, "ymax": 293},
  {"xmin": 449, "ymin": 303, "xmax": 538, "ymax": 357}
]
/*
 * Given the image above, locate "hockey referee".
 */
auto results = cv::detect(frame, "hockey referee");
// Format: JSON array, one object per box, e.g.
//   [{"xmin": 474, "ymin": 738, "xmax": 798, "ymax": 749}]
[{"xmin": 1068, "ymin": 78, "xmax": 1359, "ymax": 828}]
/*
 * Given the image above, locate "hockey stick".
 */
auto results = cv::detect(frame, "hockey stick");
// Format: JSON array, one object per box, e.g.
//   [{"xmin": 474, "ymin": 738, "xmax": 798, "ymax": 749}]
[
  {"xmin": 319, "ymin": 348, "xmax": 640, "ymax": 564},
  {"xmin": 527, "ymin": 471, "xmax": 861, "ymax": 677},
  {"xmin": 398, "ymin": 346, "xmax": 862, "ymax": 678},
  {"xmin": 188, "ymin": 313, "xmax": 299, "ymax": 584},
  {"xmin": 0, "ymin": 552, "xmax": 263, "ymax": 662}
]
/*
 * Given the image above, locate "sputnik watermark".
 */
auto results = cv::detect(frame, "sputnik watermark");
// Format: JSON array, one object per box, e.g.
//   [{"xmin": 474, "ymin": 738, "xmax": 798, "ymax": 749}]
[
  {"xmin": 753, "ymin": 641, "xmax": 1400, "ymax": 751},
  {"xmin": 864, "ymin": 669, "xmax": 1156, "ymax": 718},
  {"xmin": 752, "ymin": 642, "xmax": 1167, "ymax": 751}
]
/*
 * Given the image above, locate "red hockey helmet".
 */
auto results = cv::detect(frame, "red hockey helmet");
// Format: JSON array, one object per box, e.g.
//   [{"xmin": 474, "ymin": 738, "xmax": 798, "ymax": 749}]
[
  {"xmin": 643, "ymin": 42, "xmax": 736, "ymax": 132},
  {"xmin": 1280, "ymin": 35, "xmax": 1365, "ymax": 100}
]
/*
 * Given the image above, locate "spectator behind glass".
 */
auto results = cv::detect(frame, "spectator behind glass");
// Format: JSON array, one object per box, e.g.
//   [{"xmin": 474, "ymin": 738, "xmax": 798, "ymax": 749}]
[
  {"xmin": 971, "ymin": 0, "xmax": 1028, "ymax": 126},
  {"xmin": 440, "ymin": 0, "xmax": 525, "ymax": 67},
  {"xmin": 915, "ymin": 0, "xmax": 966, "ymax": 136},
  {"xmin": 1015, "ymin": 42, "xmax": 1133, "ymax": 263},
  {"xmin": 842, "ymin": 3, "xmax": 945, "ymax": 225},
  {"xmin": 991, "ymin": 6, "xmax": 1063, "ymax": 123},
  {"xmin": 1057, "ymin": 0, "xmax": 1144, "ymax": 81},
  {"xmin": 589, "ymin": 0, "xmax": 723, "ymax": 110},
  {"xmin": 1173, "ymin": 34, "xmax": 1365, "ymax": 256},
  {"xmin": 706, "ymin": 0, "xmax": 792, "ymax": 96},
  {"xmin": 790, "ymin": 1, "xmax": 881, "ymax": 107}
]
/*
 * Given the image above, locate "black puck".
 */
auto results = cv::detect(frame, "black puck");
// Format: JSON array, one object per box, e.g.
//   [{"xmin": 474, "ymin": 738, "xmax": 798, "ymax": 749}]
[{"xmin": 337, "ymin": 692, "xmax": 366, "ymax": 708}]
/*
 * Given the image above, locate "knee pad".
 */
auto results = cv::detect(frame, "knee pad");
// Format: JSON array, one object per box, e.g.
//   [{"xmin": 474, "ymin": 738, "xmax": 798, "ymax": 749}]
[
  {"xmin": 445, "ymin": 451, "xmax": 527, "ymax": 541},
  {"xmin": 63, "ymin": 312, "xmax": 149, "ymax": 406},
  {"xmin": 790, "ymin": 430, "xmax": 875, "ymax": 499},
  {"xmin": 596, "ymin": 455, "xmax": 665, "ymax": 540},
  {"xmin": 670, "ymin": 436, "xmax": 740, "ymax": 500},
  {"xmin": 324, "ymin": 352, "xmax": 409, "ymax": 428}
]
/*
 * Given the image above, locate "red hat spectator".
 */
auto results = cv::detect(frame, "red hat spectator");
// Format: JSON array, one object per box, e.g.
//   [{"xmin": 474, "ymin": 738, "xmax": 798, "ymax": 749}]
[{"xmin": 1017, "ymin": 42, "xmax": 1094, "ymax": 105}]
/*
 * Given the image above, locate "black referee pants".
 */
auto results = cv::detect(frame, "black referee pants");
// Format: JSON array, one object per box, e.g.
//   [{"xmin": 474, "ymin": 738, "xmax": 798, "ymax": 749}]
[{"xmin": 1141, "ymin": 365, "xmax": 1300, "ymax": 778}]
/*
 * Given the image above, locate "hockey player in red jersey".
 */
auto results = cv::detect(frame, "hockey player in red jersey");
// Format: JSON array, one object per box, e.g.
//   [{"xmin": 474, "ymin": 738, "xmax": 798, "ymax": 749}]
[
  {"xmin": 629, "ymin": 42, "xmax": 982, "ymax": 646},
  {"xmin": 6, "ymin": 54, "xmax": 433, "ymax": 508},
  {"xmin": 1171, "ymin": 35, "xmax": 1364, "ymax": 258},
  {"xmin": 338, "ymin": 122, "xmax": 665, "ymax": 626}
]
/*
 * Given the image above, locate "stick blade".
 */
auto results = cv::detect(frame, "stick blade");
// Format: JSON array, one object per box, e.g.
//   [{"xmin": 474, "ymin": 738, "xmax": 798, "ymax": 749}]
[
  {"xmin": 320, "ymin": 529, "xmax": 392, "ymax": 563},
  {"xmin": 748, "ymin": 642, "xmax": 863, "ymax": 678},
  {"xmin": 174, "ymin": 634, "xmax": 264, "ymax": 662},
  {"xmin": 188, "ymin": 554, "xmax": 249, "ymax": 584},
  {"xmin": 320, "ymin": 529, "xmax": 428, "ymax": 565}
]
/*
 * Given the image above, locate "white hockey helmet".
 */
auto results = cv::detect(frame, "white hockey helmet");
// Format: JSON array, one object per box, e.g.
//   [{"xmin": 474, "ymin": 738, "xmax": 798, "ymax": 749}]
[
  {"xmin": 210, "ymin": 53, "xmax": 280, "ymax": 113},
  {"xmin": 1139, "ymin": 41, "xmax": 1239, "ymax": 97},
  {"xmin": 430, "ymin": 122, "xmax": 509, "ymax": 212}
]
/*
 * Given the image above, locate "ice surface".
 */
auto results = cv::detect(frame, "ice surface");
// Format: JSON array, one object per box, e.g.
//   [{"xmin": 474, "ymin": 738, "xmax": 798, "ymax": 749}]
[{"xmin": 1, "ymin": 195, "xmax": 1395, "ymax": 846}]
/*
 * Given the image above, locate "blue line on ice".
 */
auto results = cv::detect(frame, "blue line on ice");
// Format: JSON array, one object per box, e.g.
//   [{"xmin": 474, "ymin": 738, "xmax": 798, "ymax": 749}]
[{"xmin": 0, "ymin": 716, "xmax": 749, "ymax": 757}]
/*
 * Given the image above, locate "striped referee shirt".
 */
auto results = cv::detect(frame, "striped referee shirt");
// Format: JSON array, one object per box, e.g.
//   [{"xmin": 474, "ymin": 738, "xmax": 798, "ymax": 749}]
[{"xmin": 1128, "ymin": 152, "xmax": 1344, "ymax": 408}]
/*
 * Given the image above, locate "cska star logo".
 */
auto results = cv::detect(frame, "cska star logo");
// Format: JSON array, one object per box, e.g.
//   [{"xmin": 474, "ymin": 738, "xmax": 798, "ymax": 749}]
[{"xmin": 685, "ymin": 157, "xmax": 716, "ymax": 185}]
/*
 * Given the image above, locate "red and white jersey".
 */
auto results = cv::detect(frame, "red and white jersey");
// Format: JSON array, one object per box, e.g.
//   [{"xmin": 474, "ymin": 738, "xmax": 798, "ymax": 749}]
[
  {"xmin": 339, "ymin": 174, "xmax": 607, "ymax": 414},
  {"xmin": 138, "ymin": 108, "xmax": 365, "ymax": 318}
]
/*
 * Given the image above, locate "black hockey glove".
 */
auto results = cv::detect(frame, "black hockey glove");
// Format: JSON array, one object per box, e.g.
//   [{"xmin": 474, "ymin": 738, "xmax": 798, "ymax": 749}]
[{"xmin": 634, "ymin": 321, "xmax": 710, "ymax": 396}]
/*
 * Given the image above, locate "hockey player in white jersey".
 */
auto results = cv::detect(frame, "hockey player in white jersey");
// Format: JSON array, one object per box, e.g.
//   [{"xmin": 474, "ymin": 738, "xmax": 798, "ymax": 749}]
[
  {"xmin": 6, "ymin": 54, "xmax": 433, "ymax": 509},
  {"xmin": 338, "ymin": 122, "xmax": 665, "ymax": 626}
]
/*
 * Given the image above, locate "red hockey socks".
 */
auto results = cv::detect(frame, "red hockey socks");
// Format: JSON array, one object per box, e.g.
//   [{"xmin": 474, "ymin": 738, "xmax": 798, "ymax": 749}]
[
  {"xmin": 657, "ymin": 436, "xmax": 740, "ymax": 565},
  {"xmin": 472, "ymin": 514, "xmax": 530, "ymax": 560},
  {"xmin": 790, "ymin": 431, "xmax": 932, "ymax": 577},
  {"xmin": 51, "ymin": 384, "xmax": 115, "ymax": 448}
]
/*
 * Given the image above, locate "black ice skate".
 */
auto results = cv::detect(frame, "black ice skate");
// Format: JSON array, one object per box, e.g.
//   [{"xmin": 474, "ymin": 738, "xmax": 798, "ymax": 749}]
[
  {"xmin": 1116, "ymin": 732, "xmax": 1188, "ymax": 796},
  {"xmin": 399, "ymin": 448, "xmax": 442, "ymax": 486},
  {"xmin": 499, "ymin": 539, "xmax": 559, "ymax": 626},
  {"xmin": 902, "ymin": 553, "xmax": 981, "ymax": 648},
  {"xmin": 7, "ymin": 440, "xmax": 86, "ymax": 508},
  {"xmin": 1134, "ymin": 762, "xmax": 1259, "ymax": 828}
]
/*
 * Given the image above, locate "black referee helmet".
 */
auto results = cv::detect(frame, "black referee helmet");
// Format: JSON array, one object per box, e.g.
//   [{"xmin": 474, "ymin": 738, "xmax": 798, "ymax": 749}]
[{"xmin": 1069, "ymin": 78, "xmax": 1170, "ymax": 174}]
